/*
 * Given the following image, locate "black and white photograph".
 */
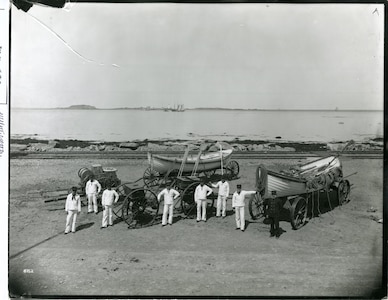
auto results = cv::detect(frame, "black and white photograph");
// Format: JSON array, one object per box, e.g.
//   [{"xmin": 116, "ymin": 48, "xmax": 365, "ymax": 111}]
[{"xmin": 8, "ymin": 1, "xmax": 384, "ymax": 298}]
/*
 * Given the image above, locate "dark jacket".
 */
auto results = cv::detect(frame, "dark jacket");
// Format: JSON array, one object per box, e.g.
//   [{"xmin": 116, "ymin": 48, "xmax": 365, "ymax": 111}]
[{"xmin": 266, "ymin": 197, "xmax": 282, "ymax": 217}]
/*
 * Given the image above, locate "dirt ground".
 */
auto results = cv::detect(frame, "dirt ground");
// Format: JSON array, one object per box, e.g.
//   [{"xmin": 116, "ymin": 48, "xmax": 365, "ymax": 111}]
[{"xmin": 9, "ymin": 156, "xmax": 384, "ymax": 298}]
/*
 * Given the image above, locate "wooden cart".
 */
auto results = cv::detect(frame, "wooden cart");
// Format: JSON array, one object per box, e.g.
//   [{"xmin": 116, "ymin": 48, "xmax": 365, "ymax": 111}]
[{"xmin": 248, "ymin": 156, "xmax": 351, "ymax": 230}]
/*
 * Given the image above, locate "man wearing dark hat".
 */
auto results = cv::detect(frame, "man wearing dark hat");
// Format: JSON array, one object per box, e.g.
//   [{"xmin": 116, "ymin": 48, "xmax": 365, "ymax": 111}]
[
  {"xmin": 64, "ymin": 186, "xmax": 81, "ymax": 234},
  {"xmin": 231, "ymin": 184, "xmax": 256, "ymax": 232},
  {"xmin": 265, "ymin": 190, "xmax": 282, "ymax": 238}
]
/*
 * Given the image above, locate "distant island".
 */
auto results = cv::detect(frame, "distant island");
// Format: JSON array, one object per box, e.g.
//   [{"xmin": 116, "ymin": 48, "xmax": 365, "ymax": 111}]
[{"xmin": 61, "ymin": 105, "xmax": 97, "ymax": 110}]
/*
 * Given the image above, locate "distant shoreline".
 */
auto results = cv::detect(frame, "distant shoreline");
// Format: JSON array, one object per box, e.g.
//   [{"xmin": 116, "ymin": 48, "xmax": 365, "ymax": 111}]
[{"xmin": 10, "ymin": 137, "xmax": 384, "ymax": 155}]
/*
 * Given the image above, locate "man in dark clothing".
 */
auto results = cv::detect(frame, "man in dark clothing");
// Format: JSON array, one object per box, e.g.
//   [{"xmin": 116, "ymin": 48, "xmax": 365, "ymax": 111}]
[{"xmin": 265, "ymin": 190, "xmax": 282, "ymax": 238}]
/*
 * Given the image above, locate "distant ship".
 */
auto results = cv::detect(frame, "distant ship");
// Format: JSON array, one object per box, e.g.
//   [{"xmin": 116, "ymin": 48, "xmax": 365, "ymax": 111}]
[
  {"xmin": 171, "ymin": 104, "xmax": 185, "ymax": 112},
  {"xmin": 164, "ymin": 104, "xmax": 185, "ymax": 112}
]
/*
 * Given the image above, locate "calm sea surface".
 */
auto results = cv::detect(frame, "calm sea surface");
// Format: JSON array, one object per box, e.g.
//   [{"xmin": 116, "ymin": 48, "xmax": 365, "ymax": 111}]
[{"xmin": 10, "ymin": 109, "xmax": 383, "ymax": 143}]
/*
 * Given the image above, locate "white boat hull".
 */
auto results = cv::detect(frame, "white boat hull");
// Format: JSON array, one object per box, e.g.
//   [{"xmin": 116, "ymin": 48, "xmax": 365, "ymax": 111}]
[
  {"xmin": 149, "ymin": 149, "xmax": 233, "ymax": 174},
  {"xmin": 258, "ymin": 156, "xmax": 343, "ymax": 198},
  {"xmin": 266, "ymin": 171, "xmax": 307, "ymax": 198}
]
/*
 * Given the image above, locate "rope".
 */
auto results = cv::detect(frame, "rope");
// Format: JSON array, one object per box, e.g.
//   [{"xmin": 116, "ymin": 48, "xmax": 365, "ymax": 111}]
[
  {"xmin": 310, "ymin": 191, "xmax": 315, "ymax": 221},
  {"xmin": 317, "ymin": 189, "xmax": 322, "ymax": 218},
  {"xmin": 255, "ymin": 165, "xmax": 268, "ymax": 196},
  {"xmin": 178, "ymin": 146, "xmax": 190, "ymax": 177}
]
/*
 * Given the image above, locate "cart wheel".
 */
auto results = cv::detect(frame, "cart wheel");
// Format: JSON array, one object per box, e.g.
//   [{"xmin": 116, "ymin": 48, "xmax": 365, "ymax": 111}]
[
  {"xmin": 290, "ymin": 196, "xmax": 307, "ymax": 230},
  {"xmin": 112, "ymin": 183, "xmax": 132, "ymax": 218},
  {"xmin": 122, "ymin": 188, "xmax": 159, "ymax": 228},
  {"xmin": 143, "ymin": 167, "xmax": 161, "ymax": 187},
  {"xmin": 338, "ymin": 180, "xmax": 350, "ymax": 205},
  {"xmin": 225, "ymin": 161, "xmax": 239, "ymax": 179},
  {"xmin": 181, "ymin": 182, "xmax": 199, "ymax": 218},
  {"xmin": 204, "ymin": 169, "xmax": 216, "ymax": 177},
  {"xmin": 248, "ymin": 193, "xmax": 265, "ymax": 220}
]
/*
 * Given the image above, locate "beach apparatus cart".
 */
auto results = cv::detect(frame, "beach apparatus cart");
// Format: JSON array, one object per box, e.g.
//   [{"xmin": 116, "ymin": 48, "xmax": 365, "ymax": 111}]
[
  {"xmin": 172, "ymin": 175, "xmax": 219, "ymax": 218},
  {"xmin": 78, "ymin": 164, "xmax": 121, "ymax": 192},
  {"xmin": 143, "ymin": 142, "xmax": 240, "ymax": 188},
  {"xmin": 111, "ymin": 178, "xmax": 161, "ymax": 229},
  {"xmin": 111, "ymin": 175, "xmax": 215, "ymax": 228},
  {"xmin": 248, "ymin": 156, "xmax": 351, "ymax": 230}
]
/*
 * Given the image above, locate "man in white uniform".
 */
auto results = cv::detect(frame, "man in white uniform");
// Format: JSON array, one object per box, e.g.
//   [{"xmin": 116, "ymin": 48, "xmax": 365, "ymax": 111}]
[
  {"xmin": 101, "ymin": 184, "xmax": 119, "ymax": 228},
  {"xmin": 194, "ymin": 181, "xmax": 213, "ymax": 222},
  {"xmin": 85, "ymin": 174, "xmax": 102, "ymax": 214},
  {"xmin": 211, "ymin": 177, "xmax": 230, "ymax": 218},
  {"xmin": 64, "ymin": 187, "xmax": 82, "ymax": 234},
  {"xmin": 232, "ymin": 184, "xmax": 256, "ymax": 232},
  {"xmin": 157, "ymin": 185, "xmax": 180, "ymax": 226}
]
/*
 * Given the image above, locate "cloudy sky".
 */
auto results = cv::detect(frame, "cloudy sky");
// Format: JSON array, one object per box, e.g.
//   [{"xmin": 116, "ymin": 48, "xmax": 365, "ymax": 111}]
[{"xmin": 11, "ymin": 3, "xmax": 384, "ymax": 110}]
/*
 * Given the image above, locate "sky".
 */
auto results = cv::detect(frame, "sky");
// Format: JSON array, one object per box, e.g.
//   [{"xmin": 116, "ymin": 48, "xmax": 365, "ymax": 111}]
[{"xmin": 11, "ymin": 3, "xmax": 384, "ymax": 110}]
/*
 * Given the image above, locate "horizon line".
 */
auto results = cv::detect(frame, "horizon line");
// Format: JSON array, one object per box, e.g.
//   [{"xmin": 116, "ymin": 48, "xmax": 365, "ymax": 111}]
[{"xmin": 11, "ymin": 106, "xmax": 383, "ymax": 111}]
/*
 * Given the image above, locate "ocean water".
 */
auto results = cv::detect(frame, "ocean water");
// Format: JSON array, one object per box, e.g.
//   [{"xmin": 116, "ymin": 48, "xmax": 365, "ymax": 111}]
[{"xmin": 10, "ymin": 109, "xmax": 383, "ymax": 143}]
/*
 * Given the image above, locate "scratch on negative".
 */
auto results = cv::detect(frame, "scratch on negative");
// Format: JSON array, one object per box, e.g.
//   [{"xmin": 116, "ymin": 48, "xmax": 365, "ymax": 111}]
[
  {"xmin": 27, "ymin": 12, "xmax": 120, "ymax": 68},
  {"xmin": 0, "ymin": 112, "xmax": 3, "ymax": 156}
]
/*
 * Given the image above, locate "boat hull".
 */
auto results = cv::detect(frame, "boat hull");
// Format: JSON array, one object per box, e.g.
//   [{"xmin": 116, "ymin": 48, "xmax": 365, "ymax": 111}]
[
  {"xmin": 266, "ymin": 171, "xmax": 307, "ymax": 198},
  {"xmin": 258, "ymin": 156, "xmax": 342, "ymax": 198},
  {"xmin": 149, "ymin": 149, "xmax": 233, "ymax": 174},
  {"xmin": 300, "ymin": 156, "xmax": 341, "ymax": 176}
]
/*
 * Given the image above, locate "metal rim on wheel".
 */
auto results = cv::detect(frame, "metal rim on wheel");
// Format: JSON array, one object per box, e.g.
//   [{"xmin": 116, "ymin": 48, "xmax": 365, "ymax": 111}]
[
  {"xmin": 122, "ymin": 188, "xmax": 159, "ymax": 228},
  {"xmin": 225, "ymin": 160, "xmax": 239, "ymax": 179},
  {"xmin": 143, "ymin": 167, "xmax": 161, "ymax": 188},
  {"xmin": 290, "ymin": 196, "xmax": 307, "ymax": 230},
  {"xmin": 338, "ymin": 180, "xmax": 350, "ymax": 205},
  {"xmin": 248, "ymin": 193, "xmax": 264, "ymax": 220},
  {"xmin": 112, "ymin": 183, "xmax": 133, "ymax": 218},
  {"xmin": 180, "ymin": 182, "xmax": 198, "ymax": 217}
]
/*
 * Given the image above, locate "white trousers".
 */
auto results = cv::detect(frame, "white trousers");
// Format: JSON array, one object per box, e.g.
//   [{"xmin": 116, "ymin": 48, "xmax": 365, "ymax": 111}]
[
  {"xmin": 102, "ymin": 205, "xmax": 113, "ymax": 227},
  {"xmin": 196, "ymin": 199, "xmax": 207, "ymax": 221},
  {"xmin": 235, "ymin": 206, "xmax": 245, "ymax": 230},
  {"xmin": 162, "ymin": 204, "xmax": 173, "ymax": 225},
  {"xmin": 87, "ymin": 193, "xmax": 98, "ymax": 213},
  {"xmin": 65, "ymin": 210, "xmax": 78, "ymax": 233},
  {"xmin": 216, "ymin": 195, "xmax": 227, "ymax": 217}
]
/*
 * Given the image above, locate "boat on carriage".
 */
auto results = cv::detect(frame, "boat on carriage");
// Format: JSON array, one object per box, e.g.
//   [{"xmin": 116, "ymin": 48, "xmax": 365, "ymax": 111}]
[
  {"xmin": 148, "ymin": 148, "xmax": 233, "ymax": 174},
  {"xmin": 143, "ymin": 142, "xmax": 240, "ymax": 188},
  {"xmin": 258, "ymin": 156, "xmax": 343, "ymax": 198},
  {"xmin": 250, "ymin": 155, "xmax": 350, "ymax": 230}
]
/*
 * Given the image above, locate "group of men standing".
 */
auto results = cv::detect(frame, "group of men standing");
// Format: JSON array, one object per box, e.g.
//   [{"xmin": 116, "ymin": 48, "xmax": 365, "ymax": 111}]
[
  {"xmin": 64, "ymin": 175, "xmax": 119, "ymax": 234},
  {"xmin": 65, "ymin": 175, "xmax": 283, "ymax": 238},
  {"xmin": 157, "ymin": 177, "xmax": 282, "ymax": 236}
]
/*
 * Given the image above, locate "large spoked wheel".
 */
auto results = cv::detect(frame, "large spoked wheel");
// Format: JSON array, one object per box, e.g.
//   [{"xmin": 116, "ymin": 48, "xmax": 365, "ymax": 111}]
[
  {"xmin": 112, "ymin": 183, "xmax": 133, "ymax": 218},
  {"xmin": 143, "ymin": 167, "xmax": 162, "ymax": 188},
  {"xmin": 122, "ymin": 188, "xmax": 159, "ymax": 228},
  {"xmin": 290, "ymin": 196, "xmax": 307, "ymax": 230},
  {"xmin": 225, "ymin": 160, "xmax": 239, "ymax": 179},
  {"xmin": 248, "ymin": 193, "xmax": 265, "ymax": 220},
  {"xmin": 338, "ymin": 179, "xmax": 350, "ymax": 205},
  {"xmin": 181, "ymin": 182, "xmax": 198, "ymax": 218}
]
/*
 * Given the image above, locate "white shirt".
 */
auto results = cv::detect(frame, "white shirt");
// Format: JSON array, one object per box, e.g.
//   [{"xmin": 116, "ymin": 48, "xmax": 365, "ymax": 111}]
[
  {"xmin": 101, "ymin": 189, "xmax": 119, "ymax": 206},
  {"xmin": 157, "ymin": 188, "xmax": 180, "ymax": 205},
  {"xmin": 212, "ymin": 181, "xmax": 230, "ymax": 197},
  {"xmin": 232, "ymin": 190, "xmax": 256, "ymax": 207},
  {"xmin": 86, "ymin": 180, "xmax": 102, "ymax": 194},
  {"xmin": 65, "ymin": 193, "xmax": 81, "ymax": 212},
  {"xmin": 194, "ymin": 184, "xmax": 213, "ymax": 201}
]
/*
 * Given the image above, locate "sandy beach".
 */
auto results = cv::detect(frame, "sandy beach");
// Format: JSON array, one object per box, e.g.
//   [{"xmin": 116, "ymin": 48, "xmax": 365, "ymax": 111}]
[{"xmin": 8, "ymin": 148, "xmax": 384, "ymax": 297}]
